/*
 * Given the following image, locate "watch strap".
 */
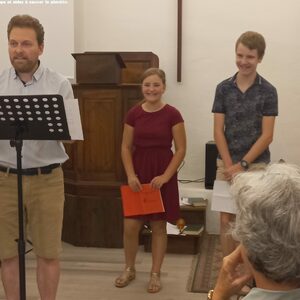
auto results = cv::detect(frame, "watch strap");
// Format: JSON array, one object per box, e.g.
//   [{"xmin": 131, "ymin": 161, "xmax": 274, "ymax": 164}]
[{"xmin": 240, "ymin": 159, "xmax": 249, "ymax": 170}]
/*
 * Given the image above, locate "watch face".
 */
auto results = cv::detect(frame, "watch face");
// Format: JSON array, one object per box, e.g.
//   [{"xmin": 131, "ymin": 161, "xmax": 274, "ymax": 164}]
[{"xmin": 241, "ymin": 160, "xmax": 249, "ymax": 169}]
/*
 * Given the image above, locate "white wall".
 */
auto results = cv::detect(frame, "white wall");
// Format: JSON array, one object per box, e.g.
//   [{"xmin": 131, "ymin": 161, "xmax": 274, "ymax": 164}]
[
  {"xmin": 74, "ymin": 0, "xmax": 300, "ymax": 181},
  {"xmin": 0, "ymin": 0, "xmax": 74, "ymax": 78}
]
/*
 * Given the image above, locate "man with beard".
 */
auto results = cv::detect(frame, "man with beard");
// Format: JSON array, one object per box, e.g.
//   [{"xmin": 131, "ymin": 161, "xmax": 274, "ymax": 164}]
[{"xmin": 0, "ymin": 15, "xmax": 73, "ymax": 300}]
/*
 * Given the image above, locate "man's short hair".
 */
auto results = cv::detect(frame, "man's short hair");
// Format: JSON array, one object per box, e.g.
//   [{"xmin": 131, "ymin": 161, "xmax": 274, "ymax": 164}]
[
  {"xmin": 235, "ymin": 31, "xmax": 266, "ymax": 59},
  {"xmin": 7, "ymin": 14, "xmax": 44, "ymax": 45}
]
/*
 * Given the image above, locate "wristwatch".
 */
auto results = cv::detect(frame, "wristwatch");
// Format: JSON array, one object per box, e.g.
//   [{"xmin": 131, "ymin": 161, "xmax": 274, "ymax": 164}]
[
  {"xmin": 240, "ymin": 159, "xmax": 249, "ymax": 170},
  {"xmin": 207, "ymin": 289, "xmax": 214, "ymax": 300}
]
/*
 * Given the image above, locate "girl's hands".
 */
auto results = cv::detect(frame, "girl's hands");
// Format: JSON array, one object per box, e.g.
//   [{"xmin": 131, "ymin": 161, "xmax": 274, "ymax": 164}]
[
  {"xmin": 150, "ymin": 175, "xmax": 168, "ymax": 189},
  {"xmin": 128, "ymin": 175, "xmax": 142, "ymax": 192}
]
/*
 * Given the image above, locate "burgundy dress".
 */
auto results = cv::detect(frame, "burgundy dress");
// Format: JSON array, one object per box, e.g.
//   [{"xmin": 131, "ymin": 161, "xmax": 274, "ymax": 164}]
[{"xmin": 125, "ymin": 104, "xmax": 184, "ymax": 223}]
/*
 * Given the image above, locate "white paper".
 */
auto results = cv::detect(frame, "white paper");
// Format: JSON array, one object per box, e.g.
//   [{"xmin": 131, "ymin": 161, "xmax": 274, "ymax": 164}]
[
  {"xmin": 211, "ymin": 180, "xmax": 236, "ymax": 214},
  {"xmin": 180, "ymin": 197, "xmax": 192, "ymax": 206},
  {"xmin": 64, "ymin": 99, "xmax": 84, "ymax": 140},
  {"xmin": 166, "ymin": 222, "xmax": 186, "ymax": 235}
]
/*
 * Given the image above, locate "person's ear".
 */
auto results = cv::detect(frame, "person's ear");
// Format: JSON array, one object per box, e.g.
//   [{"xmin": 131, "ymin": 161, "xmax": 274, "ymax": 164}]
[{"xmin": 39, "ymin": 43, "xmax": 44, "ymax": 55}]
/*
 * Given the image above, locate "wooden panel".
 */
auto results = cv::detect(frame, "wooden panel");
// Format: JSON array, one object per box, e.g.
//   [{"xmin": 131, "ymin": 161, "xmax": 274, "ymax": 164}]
[
  {"xmin": 180, "ymin": 206, "xmax": 206, "ymax": 226},
  {"xmin": 64, "ymin": 85, "xmax": 142, "ymax": 183},
  {"xmin": 72, "ymin": 53, "xmax": 125, "ymax": 84},
  {"xmin": 75, "ymin": 88, "xmax": 122, "ymax": 181},
  {"xmin": 62, "ymin": 193, "xmax": 123, "ymax": 248},
  {"xmin": 72, "ymin": 51, "xmax": 159, "ymax": 84},
  {"xmin": 119, "ymin": 52, "xmax": 159, "ymax": 84}
]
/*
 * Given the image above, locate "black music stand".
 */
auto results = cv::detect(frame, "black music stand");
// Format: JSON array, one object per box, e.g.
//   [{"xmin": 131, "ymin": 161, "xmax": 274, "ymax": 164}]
[{"xmin": 0, "ymin": 94, "xmax": 71, "ymax": 300}]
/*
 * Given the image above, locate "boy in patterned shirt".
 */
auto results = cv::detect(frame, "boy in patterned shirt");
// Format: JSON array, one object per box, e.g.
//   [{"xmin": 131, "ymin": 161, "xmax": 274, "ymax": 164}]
[{"xmin": 212, "ymin": 31, "xmax": 278, "ymax": 257}]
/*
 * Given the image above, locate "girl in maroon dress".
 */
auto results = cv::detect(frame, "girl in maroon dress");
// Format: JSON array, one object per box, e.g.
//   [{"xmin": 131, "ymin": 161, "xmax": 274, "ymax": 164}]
[{"xmin": 115, "ymin": 68, "xmax": 186, "ymax": 293}]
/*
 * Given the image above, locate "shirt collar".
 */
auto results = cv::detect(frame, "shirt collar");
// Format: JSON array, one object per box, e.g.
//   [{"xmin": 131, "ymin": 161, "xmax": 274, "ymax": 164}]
[
  {"xmin": 229, "ymin": 72, "xmax": 262, "ymax": 86},
  {"xmin": 12, "ymin": 60, "xmax": 44, "ymax": 83}
]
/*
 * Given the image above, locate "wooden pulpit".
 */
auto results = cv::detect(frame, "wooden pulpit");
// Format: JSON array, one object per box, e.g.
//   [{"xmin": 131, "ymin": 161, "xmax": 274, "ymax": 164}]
[
  {"xmin": 72, "ymin": 52, "xmax": 126, "ymax": 84},
  {"xmin": 62, "ymin": 52, "xmax": 159, "ymax": 247}
]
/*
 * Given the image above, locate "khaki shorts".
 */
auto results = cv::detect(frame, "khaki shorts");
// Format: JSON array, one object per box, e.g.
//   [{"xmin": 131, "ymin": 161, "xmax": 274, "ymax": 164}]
[
  {"xmin": 216, "ymin": 159, "xmax": 267, "ymax": 180},
  {"xmin": 0, "ymin": 167, "xmax": 65, "ymax": 260}
]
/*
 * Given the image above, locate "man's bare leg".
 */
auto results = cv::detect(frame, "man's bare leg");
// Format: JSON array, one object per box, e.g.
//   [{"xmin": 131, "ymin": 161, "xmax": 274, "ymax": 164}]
[
  {"xmin": 37, "ymin": 256, "xmax": 60, "ymax": 300},
  {"xmin": 1, "ymin": 256, "xmax": 19, "ymax": 300},
  {"xmin": 220, "ymin": 212, "xmax": 237, "ymax": 257}
]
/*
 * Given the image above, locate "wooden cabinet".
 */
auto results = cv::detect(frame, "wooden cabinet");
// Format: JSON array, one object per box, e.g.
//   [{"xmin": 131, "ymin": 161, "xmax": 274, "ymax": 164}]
[
  {"xmin": 143, "ymin": 205, "xmax": 207, "ymax": 254},
  {"xmin": 62, "ymin": 52, "xmax": 158, "ymax": 247}
]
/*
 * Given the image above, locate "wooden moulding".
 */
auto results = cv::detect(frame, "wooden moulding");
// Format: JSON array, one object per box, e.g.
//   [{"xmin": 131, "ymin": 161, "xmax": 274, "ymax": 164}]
[
  {"xmin": 72, "ymin": 52, "xmax": 125, "ymax": 84},
  {"xmin": 72, "ymin": 51, "xmax": 159, "ymax": 85}
]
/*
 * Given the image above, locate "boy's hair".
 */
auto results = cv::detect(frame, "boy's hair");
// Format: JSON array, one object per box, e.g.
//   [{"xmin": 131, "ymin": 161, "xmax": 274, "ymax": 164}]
[
  {"xmin": 7, "ymin": 14, "xmax": 44, "ymax": 45},
  {"xmin": 235, "ymin": 31, "xmax": 266, "ymax": 59}
]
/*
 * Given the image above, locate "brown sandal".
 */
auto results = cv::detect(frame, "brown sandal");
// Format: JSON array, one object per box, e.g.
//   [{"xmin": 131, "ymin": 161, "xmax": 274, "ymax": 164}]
[
  {"xmin": 115, "ymin": 267, "xmax": 136, "ymax": 288},
  {"xmin": 147, "ymin": 272, "xmax": 161, "ymax": 293}
]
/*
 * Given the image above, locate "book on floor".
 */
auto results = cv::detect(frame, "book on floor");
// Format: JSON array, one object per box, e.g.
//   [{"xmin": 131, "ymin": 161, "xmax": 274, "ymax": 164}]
[
  {"xmin": 120, "ymin": 184, "xmax": 165, "ymax": 217},
  {"xmin": 183, "ymin": 224, "xmax": 204, "ymax": 235},
  {"xmin": 166, "ymin": 222, "xmax": 186, "ymax": 235},
  {"xmin": 181, "ymin": 197, "xmax": 207, "ymax": 207}
]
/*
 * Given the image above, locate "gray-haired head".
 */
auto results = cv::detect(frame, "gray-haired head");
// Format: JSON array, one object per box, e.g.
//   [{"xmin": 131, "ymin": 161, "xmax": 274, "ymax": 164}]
[{"xmin": 231, "ymin": 163, "xmax": 300, "ymax": 283}]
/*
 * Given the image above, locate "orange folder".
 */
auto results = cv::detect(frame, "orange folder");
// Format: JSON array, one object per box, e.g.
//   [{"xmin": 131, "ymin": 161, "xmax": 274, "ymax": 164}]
[{"xmin": 120, "ymin": 184, "xmax": 165, "ymax": 217}]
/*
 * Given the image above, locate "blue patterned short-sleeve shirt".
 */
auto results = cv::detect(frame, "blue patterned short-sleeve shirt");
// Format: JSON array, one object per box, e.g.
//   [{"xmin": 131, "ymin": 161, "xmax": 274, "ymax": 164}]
[{"xmin": 212, "ymin": 73, "xmax": 278, "ymax": 163}]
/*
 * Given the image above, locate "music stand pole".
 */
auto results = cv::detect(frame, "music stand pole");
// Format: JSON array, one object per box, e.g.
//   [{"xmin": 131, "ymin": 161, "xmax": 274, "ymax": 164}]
[{"xmin": 10, "ymin": 125, "xmax": 26, "ymax": 300}]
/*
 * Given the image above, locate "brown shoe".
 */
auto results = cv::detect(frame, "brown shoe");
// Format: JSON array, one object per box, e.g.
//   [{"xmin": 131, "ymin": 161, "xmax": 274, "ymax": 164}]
[
  {"xmin": 147, "ymin": 272, "xmax": 161, "ymax": 293},
  {"xmin": 115, "ymin": 267, "xmax": 136, "ymax": 288}
]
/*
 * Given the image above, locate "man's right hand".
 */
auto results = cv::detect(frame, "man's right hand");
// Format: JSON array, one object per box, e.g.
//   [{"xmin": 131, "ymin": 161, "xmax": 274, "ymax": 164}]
[{"xmin": 212, "ymin": 246, "xmax": 253, "ymax": 300}]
